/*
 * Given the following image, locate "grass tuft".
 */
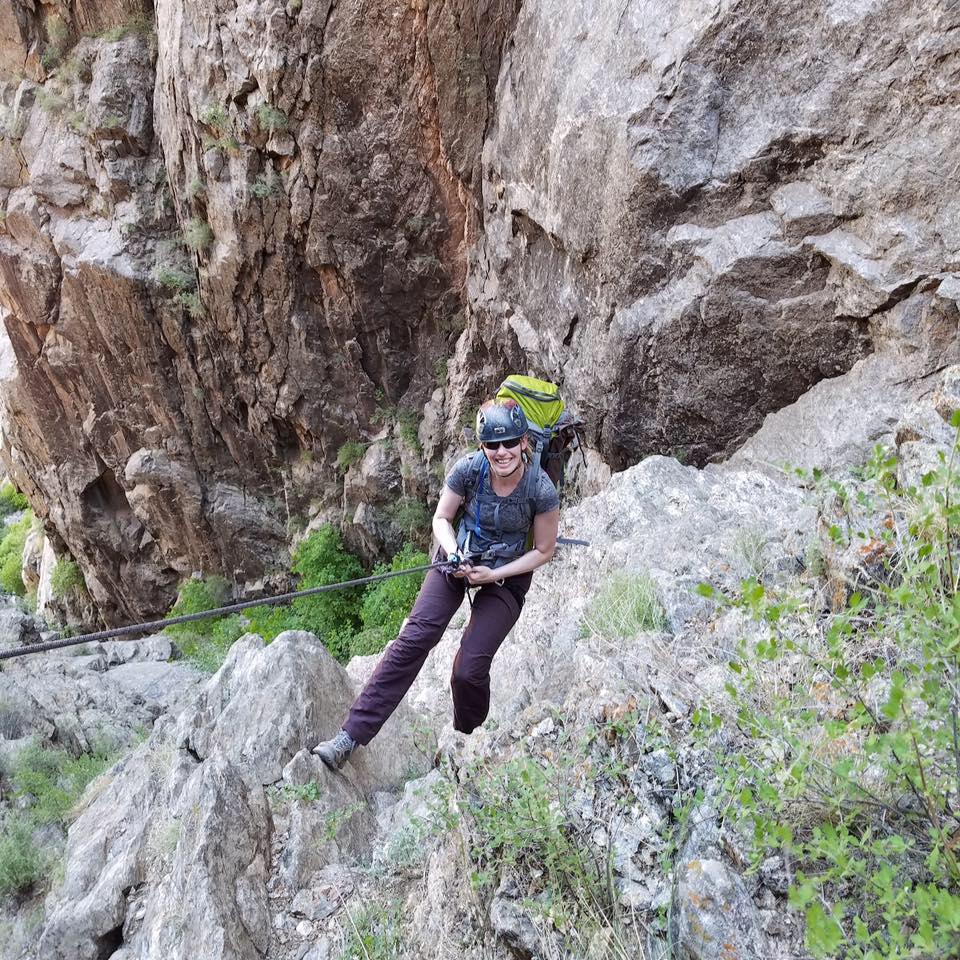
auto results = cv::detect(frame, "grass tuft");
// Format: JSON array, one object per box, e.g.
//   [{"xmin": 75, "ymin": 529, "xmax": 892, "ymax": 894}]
[
  {"xmin": 50, "ymin": 558, "xmax": 84, "ymax": 599},
  {"xmin": 255, "ymin": 102, "xmax": 288, "ymax": 132},
  {"xmin": 336, "ymin": 441, "xmax": 366, "ymax": 474},
  {"xmin": 580, "ymin": 571, "xmax": 667, "ymax": 640},
  {"xmin": 183, "ymin": 218, "xmax": 213, "ymax": 251}
]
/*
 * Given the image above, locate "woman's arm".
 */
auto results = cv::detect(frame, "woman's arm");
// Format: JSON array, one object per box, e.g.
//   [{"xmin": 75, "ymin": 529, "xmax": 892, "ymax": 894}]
[
  {"xmin": 432, "ymin": 485, "xmax": 464, "ymax": 557},
  {"xmin": 464, "ymin": 507, "xmax": 559, "ymax": 584}
]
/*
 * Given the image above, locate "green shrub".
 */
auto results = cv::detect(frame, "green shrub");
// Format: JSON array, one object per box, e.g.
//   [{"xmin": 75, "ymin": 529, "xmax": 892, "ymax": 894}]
[
  {"xmin": 201, "ymin": 134, "xmax": 241, "ymax": 154},
  {"xmin": 462, "ymin": 749, "xmax": 638, "ymax": 954},
  {"xmin": 98, "ymin": 15, "xmax": 153, "ymax": 41},
  {"xmin": 183, "ymin": 218, "xmax": 213, "ymax": 251},
  {"xmin": 198, "ymin": 104, "xmax": 229, "ymax": 130},
  {"xmin": 47, "ymin": 15, "xmax": 70, "ymax": 47},
  {"xmin": 50, "ymin": 559, "xmax": 83, "ymax": 598},
  {"xmin": 336, "ymin": 441, "xmax": 366, "ymax": 473},
  {"xmin": 285, "ymin": 525, "xmax": 364, "ymax": 660},
  {"xmin": 165, "ymin": 527, "xmax": 367, "ymax": 667},
  {"xmin": 155, "ymin": 267, "xmax": 196, "ymax": 293},
  {"xmin": 250, "ymin": 173, "xmax": 282, "ymax": 199},
  {"xmin": 40, "ymin": 46, "xmax": 62, "ymax": 70},
  {"xmin": 11, "ymin": 739, "xmax": 116, "ymax": 826},
  {"xmin": 0, "ymin": 814, "xmax": 45, "ymax": 895},
  {"xmin": 164, "ymin": 577, "xmax": 238, "ymax": 670},
  {"xmin": 471, "ymin": 756, "xmax": 580, "ymax": 881},
  {"xmin": 0, "ymin": 481, "xmax": 28, "ymax": 516},
  {"xmin": 359, "ymin": 543, "xmax": 427, "ymax": 644},
  {"xmin": 397, "ymin": 411, "xmax": 422, "ymax": 453},
  {"xmin": 36, "ymin": 87, "xmax": 67, "ymax": 114},
  {"xmin": 388, "ymin": 498, "xmax": 430, "ymax": 540},
  {"xmin": 339, "ymin": 902, "xmax": 405, "ymax": 960},
  {"xmin": 0, "ymin": 554, "xmax": 23, "ymax": 596},
  {"xmin": 0, "ymin": 511, "xmax": 33, "ymax": 596},
  {"xmin": 177, "ymin": 291, "xmax": 205, "ymax": 318},
  {"xmin": 255, "ymin": 102, "xmax": 288, "ymax": 132},
  {"xmin": 580, "ymin": 571, "xmax": 666, "ymax": 640},
  {"xmin": 695, "ymin": 423, "xmax": 960, "ymax": 958},
  {"xmin": 347, "ymin": 626, "xmax": 391, "ymax": 658},
  {"xmin": 0, "ymin": 738, "xmax": 116, "ymax": 895}
]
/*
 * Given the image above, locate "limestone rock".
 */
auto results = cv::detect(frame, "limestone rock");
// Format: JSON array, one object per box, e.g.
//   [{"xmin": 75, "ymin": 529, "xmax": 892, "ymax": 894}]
[
  {"xmin": 175, "ymin": 632, "xmax": 430, "ymax": 790},
  {"xmin": 489, "ymin": 879, "xmax": 541, "ymax": 959},
  {"xmin": 135, "ymin": 755, "xmax": 273, "ymax": 960},
  {"xmin": 33, "ymin": 629, "xmax": 434, "ymax": 958},
  {"xmin": 20, "ymin": 522, "xmax": 43, "ymax": 591},
  {"xmin": 0, "ymin": 604, "xmax": 42, "ymax": 651},
  {"xmin": 673, "ymin": 856, "xmax": 768, "ymax": 960}
]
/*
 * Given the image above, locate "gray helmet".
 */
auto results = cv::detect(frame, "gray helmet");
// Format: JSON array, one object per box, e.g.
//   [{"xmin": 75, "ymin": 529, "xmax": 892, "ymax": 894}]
[{"xmin": 476, "ymin": 401, "xmax": 528, "ymax": 443}]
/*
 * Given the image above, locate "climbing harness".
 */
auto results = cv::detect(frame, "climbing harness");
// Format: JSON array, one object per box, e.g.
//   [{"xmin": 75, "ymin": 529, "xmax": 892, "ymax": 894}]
[{"xmin": 0, "ymin": 539, "xmax": 590, "ymax": 662}]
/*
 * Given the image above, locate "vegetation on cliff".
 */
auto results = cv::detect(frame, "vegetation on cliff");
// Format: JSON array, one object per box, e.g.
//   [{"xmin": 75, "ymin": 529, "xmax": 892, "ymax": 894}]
[
  {"xmin": 165, "ymin": 526, "xmax": 427, "ymax": 671},
  {"xmin": 696, "ymin": 431, "xmax": 960, "ymax": 958}
]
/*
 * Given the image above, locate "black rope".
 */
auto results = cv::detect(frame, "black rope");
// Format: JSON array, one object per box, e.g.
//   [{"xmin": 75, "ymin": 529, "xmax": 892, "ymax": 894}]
[
  {"xmin": 0, "ymin": 561, "xmax": 447, "ymax": 662},
  {"xmin": 0, "ymin": 537, "xmax": 590, "ymax": 663}
]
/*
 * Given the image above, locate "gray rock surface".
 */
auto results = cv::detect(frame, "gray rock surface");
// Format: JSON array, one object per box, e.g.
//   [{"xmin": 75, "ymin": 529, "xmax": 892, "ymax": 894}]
[
  {"xmin": 459, "ymin": 0, "xmax": 960, "ymax": 468},
  {"xmin": 30, "ymin": 631, "xmax": 432, "ymax": 958},
  {"xmin": 175, "ymin": 631, "xmax": 431, "ymax": 790},
  {"xmin": 2, "ymin": 0, "xmax": 960, "ymax": 622}
]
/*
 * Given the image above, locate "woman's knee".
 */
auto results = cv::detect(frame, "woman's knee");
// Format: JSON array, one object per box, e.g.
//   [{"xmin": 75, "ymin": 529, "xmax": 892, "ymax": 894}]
[{"xmin": 451, "ymin": 656, "xmax": 490, "ymax": 690}]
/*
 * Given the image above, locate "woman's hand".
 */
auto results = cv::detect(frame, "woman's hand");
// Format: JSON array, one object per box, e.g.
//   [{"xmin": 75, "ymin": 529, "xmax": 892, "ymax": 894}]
[{"xmin": 464, "ymin": 565, "xmax": 497, "ymax": 585}]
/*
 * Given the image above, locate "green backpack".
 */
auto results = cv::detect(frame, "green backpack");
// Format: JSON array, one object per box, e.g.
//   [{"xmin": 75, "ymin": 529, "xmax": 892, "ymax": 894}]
[{"xmin": 495, "ymin": 375, "xmax": 583, "ymax": 490}]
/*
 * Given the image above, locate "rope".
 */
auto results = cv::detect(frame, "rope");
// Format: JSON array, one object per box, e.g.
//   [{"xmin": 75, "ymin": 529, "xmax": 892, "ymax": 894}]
[
  {"xmin": 0, "ymin": 536, "xmax": 590, "ymax": 663},
  {"xmin": 0, "ymin": 561, "xmax": 446, "ymax": 662}
]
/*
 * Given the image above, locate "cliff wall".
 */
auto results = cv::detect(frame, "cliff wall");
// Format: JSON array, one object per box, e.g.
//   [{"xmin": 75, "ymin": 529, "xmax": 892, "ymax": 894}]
[{"xmin": 0, "ymin": 0, "xmax": 958, "ymax": 620}]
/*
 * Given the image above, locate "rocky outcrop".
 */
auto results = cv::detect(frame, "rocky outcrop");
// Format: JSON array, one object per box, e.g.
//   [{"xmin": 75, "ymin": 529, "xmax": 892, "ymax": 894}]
[
  {"xmin": 0, "ymin": 0, "xmax": 518, "ymax": 621},
  {"xmin": 2, "ymin": 0, "xmax": 960, "ymax": 627},
  {"xmin": 31, "ymin": 630, "xmax": 432, "ymax": 960}
]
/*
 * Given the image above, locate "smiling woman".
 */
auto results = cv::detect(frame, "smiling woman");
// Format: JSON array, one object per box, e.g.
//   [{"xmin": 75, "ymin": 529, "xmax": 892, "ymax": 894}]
[{"xmin": 313, "ymin": 398, "xmax": 560, "ymax": 769}]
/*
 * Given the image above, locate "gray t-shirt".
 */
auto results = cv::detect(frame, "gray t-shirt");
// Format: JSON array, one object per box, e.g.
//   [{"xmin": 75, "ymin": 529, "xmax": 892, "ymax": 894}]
[{"xmin": 445, "ymin": 453, "xmax": 559, "ymax": 565}]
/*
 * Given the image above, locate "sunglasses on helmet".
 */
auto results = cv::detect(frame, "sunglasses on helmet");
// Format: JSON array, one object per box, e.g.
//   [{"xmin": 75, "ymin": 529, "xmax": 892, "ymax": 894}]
[{"xmin": 482, "ymin": 437, "xmax": 523, "ymax": 451}]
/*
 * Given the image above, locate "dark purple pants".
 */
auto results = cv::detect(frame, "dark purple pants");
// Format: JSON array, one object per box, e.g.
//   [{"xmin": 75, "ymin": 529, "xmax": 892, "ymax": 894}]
[{"xmin": 343, "ymin": 567, "xmax": 532, "ymax": 745}]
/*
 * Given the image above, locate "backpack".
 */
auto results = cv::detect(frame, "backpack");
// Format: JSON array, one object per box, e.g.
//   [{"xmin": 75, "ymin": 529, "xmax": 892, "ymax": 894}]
[{"xmin": 495, "ymin": 375, "xmax": 583, "ymax": 490}]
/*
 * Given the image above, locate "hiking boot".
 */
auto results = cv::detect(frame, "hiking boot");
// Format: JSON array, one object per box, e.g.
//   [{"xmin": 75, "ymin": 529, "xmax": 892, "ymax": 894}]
[{"xmin": 312, "ymin": 730, "xmax": 358, "ymax": 770}]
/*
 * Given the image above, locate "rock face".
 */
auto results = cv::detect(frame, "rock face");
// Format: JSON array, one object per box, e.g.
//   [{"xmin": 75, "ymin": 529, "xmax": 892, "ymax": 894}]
[
  {"xmin": 33, "ymin": 630, "xmax": 432, "ymax": 960},
  {"xmin": 0, "ymin": 0, "xmax": 518, "ymax": 621},
  {"xmin": 460, "ymin": 0, "xmax": 960, "ymax": 468},
  {"xmin": 1, "ymin": 2, "xmax": 959, "ymax": 623}
]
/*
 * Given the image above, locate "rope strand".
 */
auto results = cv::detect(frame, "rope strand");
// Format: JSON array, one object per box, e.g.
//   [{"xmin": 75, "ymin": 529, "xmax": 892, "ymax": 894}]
[
  {"xmin": 0, "ymin": 537, "xmax": 589, "ymax": 663},
  {"xmin": 0, "ymin": 561, "xmax": 445, "ymax": 662}
]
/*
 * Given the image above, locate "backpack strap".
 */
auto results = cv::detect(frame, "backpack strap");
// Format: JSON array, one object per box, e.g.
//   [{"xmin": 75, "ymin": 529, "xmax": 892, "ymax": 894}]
[{"xmin": 473, "ymin": 455, "xmax": 488, "ymax": 542}]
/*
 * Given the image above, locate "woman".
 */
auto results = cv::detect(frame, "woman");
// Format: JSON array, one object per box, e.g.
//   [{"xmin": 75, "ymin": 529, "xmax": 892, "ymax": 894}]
[{"xmin": 313, "ymin": 398, "xmax": 560, "ymax": 769}]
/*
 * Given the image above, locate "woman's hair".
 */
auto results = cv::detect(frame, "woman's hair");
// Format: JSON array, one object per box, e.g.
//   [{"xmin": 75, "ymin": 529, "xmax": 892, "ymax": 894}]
[{"xmin": 477, "ymin": 398, "xmax": 521, "ymax": 414}]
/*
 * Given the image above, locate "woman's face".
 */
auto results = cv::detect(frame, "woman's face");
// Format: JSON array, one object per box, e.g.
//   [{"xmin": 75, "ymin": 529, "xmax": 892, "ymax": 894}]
[{"xmin": 483, "ymin": 435, "xmax": 527, "ymax": 478}]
